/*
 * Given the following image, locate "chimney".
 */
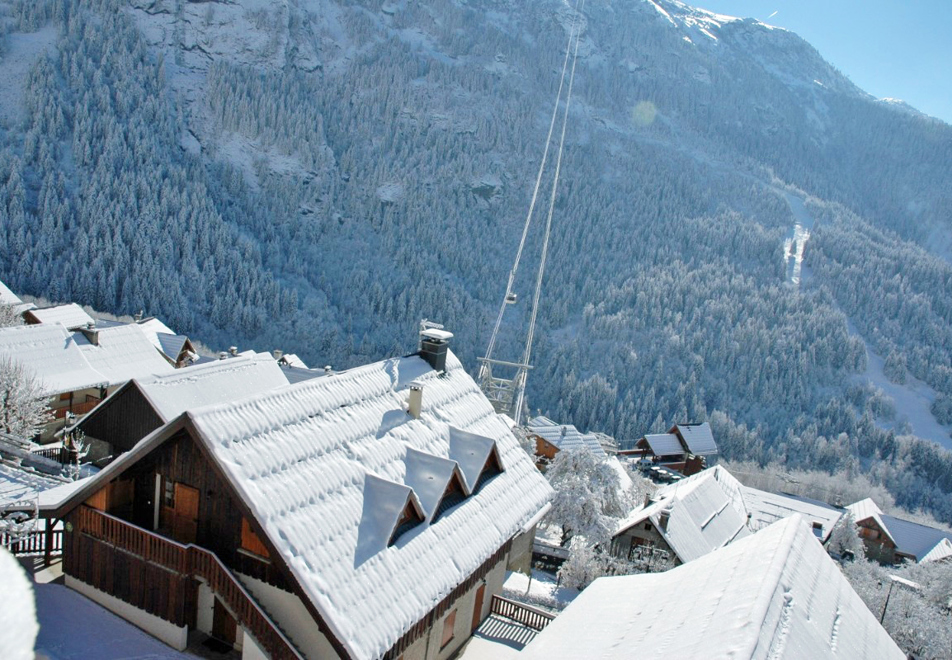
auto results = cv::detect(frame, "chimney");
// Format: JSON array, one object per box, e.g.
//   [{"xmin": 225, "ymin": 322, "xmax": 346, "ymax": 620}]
[
  {"xmin": 80, "ymin": 322, "xmax": 100, "ymax": 346},
  {"xmin": 134, "ymin": 309, "xmax": 143, "ymax": 322},
  {"xmin": 272, "ymin": 349, "xmax": 283, "ymax": 361},
  {"xmin": 418, "ymin": 321, "xmax": 453, "ymax": 373},
  {"xmin": 218, "ymin": 351, "xmax": 228, "ymax": 360},
  {"xmin": 408, "ymin": 383, "xmax": 423, "ymax": 420},
  {"xmin": 229, "ymin": 346, "xmax": 238, "ymax": 356},
  {"xmin": 324, "ymin": 365, "xmax": 333, "ymax": 375}
]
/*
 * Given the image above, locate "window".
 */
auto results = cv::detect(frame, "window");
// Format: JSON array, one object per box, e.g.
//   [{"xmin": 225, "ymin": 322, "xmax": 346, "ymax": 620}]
[
  {"xmin": 163, "ymin": 478, "xmax": 175, "ymax": 507},
  {"xmin": 440, "ymin": 609, "xmax": 457, "ymax": 649},
  {"xmin": 644, "ymin": 522, "xmax": 652, "ymax": 531},
  {"xmin": 241, "ymin": 517, "xmax": 270, "ymax": 559},
  {"xmin": 389, "ymin": 501, "xmax": 424, "ymax": 546}
]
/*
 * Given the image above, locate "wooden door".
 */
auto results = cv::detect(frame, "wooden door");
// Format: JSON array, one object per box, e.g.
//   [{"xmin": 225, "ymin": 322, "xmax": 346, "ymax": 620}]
[
  {"xmin": 172, "ymin": 483, "xmax": 199, "ymax": 544},
  {"xmin": 212, "ymin": 597, "xmax": 237, "ymax": 645},
  {"xmin": 471, "ymin": 583, "xmax": 486, "ymax": 633}
]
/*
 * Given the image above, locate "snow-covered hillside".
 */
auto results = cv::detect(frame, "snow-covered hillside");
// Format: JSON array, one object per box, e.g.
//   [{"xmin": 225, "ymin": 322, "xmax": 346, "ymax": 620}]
[{"xmin": 1, "ymin": 0, "xmax": 951, "ymax": 517}]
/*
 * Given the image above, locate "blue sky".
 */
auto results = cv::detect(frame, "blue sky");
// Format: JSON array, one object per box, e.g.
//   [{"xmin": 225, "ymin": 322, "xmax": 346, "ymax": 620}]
[{"xmin": 694, "ymin": 1, "xmax": 952, "ymax": 125}]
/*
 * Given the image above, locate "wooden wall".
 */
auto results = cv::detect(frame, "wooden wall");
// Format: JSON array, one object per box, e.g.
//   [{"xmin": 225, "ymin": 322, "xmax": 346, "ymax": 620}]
[{"xmin": 79, "ymin": 385, "xmax": 165, "ymax": 454}]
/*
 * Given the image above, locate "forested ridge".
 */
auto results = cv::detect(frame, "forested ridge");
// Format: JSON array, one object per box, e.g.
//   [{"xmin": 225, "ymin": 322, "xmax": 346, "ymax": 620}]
[{"xmin": 1, "ymin": 0, "xmax": 952, "ymax": 518}]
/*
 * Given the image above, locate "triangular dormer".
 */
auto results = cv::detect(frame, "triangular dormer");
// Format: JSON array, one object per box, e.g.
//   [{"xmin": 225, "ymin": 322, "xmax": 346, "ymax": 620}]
[
  {"xmin": 356, "ymin": 474, "xmax": 426, "ymax": 563},
  {"xmin": 433, "ymin": 470, "xmax": 469, "ymax": 522},
  {"xmin": 472, "ymin": 444, "xmax": 504, "ymax": 493},
  {"xmin": 404, "ymin": 448, "xmax": 470, "ymax": 522}
]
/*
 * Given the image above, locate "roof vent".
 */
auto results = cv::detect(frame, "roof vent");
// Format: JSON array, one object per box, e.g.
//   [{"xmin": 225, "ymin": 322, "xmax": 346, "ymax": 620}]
[
  {"xmin": 272, "ymin": 349, "xmax": 283, "ymax": 361},
  {"xmin": 133, "ymin": 310, "xmax": 143, "ymax": 322},
  {"xmin": 219, "ymin": 351, "xmax": 228, "ymax": 360},
  {"xmin": 408, "ymin": 383, "xmax": 423, "ymax": 420},
  {"xmin": 229, "ymin": 346, "xmax": 238, "ymax": 356},
  {"xmin": 324, "ymin": 365, "xmax": 333, "ymax": 374},
  {"xmin": 419, "ymin": 320, "xmax": 453, "ymax": 372}
]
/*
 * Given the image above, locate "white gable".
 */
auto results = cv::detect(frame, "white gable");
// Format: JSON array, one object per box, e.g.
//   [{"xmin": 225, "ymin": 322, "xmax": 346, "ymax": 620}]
[
  {"xmin": 526, "ymin": 516, "xmax": 905, "ymax": 660},
  {"xmin": 187, "ymin": 350, "xmax": 553, "ymax": 660}
]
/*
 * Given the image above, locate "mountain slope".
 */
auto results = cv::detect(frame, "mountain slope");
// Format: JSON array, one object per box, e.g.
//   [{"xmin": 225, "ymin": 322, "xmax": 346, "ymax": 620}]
[{"xmin": 1, "ymin": 0, "xmax": 952, "ymax": 517}]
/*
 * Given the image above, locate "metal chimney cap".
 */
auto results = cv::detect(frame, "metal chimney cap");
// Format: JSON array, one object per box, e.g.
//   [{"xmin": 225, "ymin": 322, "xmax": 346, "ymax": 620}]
[{"xmin": 420, "ymin": 328, "xmax": 454, "ymax": 341}]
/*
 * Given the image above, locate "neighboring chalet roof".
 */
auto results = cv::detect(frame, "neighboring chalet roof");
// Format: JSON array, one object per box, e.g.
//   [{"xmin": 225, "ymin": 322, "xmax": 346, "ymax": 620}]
[
  {"xmin": 136, "ymin": 317, "xmax": 194, "ymax": 365},
  {"xmin": 136, "ymin": 354, "xmax": 289, "ymax": 421},
  {"xmin": 524, "ymin": 516, "xmax": 905, "ymax": 660},
  {"xmin": 671, "ymin": 422, "xmax": 718, "ymax": 456},
  {"xmin": 847, "ymin": 497, "xmax": 883, "ymax": 523},
  {"xmin": 0, "ymin": 324, "xmax": 109, "ymax": 394},
  {"xmin": 278, "ymin": 353, "xmax": 309, "ymax": 369},
  {"xmin": 73, "ymin": 324, "xmax": 175, "ymax": 384},
  {"xmin": 24, "ymin": 304, "xmax": 94, "ymax": 330},
  {"xmin": 279, "ymin": 364, "xmax": 327, "ymax": 385},
  {"xmin": 526, "ymin": 416, "xmax": 606, "ymax": 457},
  {"xmin": 0, "ymin": 279, "xmax": 34, "ymax": 313},
  {"xmin": 616, "ymin": 466, "xmax": 750, "ymax": 563},
  {"xmin": 55, "ymin": 349, "xmax": 553, "ymax": 660},
  {"xmin": 639, "ymin": 432, "xmax": 684, "ymax": 456},
  {"xmin": 742, "ymin": 490, "xmax": 844, "ymax": 542},
  {"xmin": 877, "ymin": 514, "xmax": 952, "ymax": 563}
]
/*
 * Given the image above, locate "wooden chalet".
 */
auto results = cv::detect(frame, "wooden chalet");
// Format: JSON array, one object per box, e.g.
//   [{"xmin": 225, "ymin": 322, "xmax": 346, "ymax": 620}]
[
  {"xmin": 525, "ymin": 416, "xmax": 606, "ymax": 466},
  {"xmin": 136, "ymin": 317, "xmax": 199, "ymax": 368},
  {"xmin": 620, "ymin": 422, "xmax": 718, "ymax": 475},
  {"xmin": 847, "ymin": 498, "xmax": 952, "ymax": 564},
  {"xmin": 48, "ymin": 342, "xmax": 552, "ymax": 659},
  {"xmin": 23, "ymin": 303, "xmax": 95, "ymax": 330}
]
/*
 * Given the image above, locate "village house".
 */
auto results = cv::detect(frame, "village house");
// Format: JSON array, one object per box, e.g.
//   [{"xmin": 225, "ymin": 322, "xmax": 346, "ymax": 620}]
[
  {"xmin": 525, "ymin": 516, "xmax": 904, "ymax": 660},
  {"xmin": 135, "ymin": 316, "xmax": 199, "ymax": 368},
  {"xmin": 46, "ymin": 334, "xmax": 553, "ymax": 659},
  {"xmin": 619, "ymin": 422, "xmax": 718, "ymax": 475},
  {"xmin": 525, "ymin": 416, "xmax": 606, "ymax": 464},
  {"xmin": 23, "ymin": 303, "xmax": 96, "ymax": 330},
  {"xmin": 0, "ymin": 323, "xmax": 175, "ymax": 441},
  {"xmin": 847, "ymin": 498, "xmax": 952, "ymax": 564},
  {"xmin": 611, "ymin": 466, "xmax": 845, "ymax": 569},
  {"xmin": 73, "ymin": 353, "xmax": 292, "ymax": 462}
]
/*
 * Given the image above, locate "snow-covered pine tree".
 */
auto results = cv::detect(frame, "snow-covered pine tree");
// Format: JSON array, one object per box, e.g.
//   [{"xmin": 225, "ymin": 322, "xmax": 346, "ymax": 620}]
[{"xmin": 0, "ymin": 357, "xmax": 51, "ymax": 438}]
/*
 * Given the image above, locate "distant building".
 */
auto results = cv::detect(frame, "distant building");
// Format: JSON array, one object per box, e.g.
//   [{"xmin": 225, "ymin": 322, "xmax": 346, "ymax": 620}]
[
  {"xmin": 48, "ymin": 341, "xmax": 552, "ymax": 658},
  {"xmin": 136, "ymin": 317, "xmax": 198, "ymax": 368},
  {"xmin": 619, "ymin": 422, "xmax": 718, "ymax": 475},
  {"xmin": 847, "ymin": 498, "xmax": 952, "ymax": 564},
  {"xmin": 525, "ymin": 516, "xmax": 905, "ymax": 660},
  {"xmin": 526, "ymin": 416, "xmax": 607, "ymax": 464},
  {"xmin": 0, "ymin": 323, "xmax": 175, "ymax": 441}
]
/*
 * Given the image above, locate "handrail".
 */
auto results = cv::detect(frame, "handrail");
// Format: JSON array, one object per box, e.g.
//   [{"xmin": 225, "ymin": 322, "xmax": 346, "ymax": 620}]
[
  {"xmin": 2, "ymin": 529, "xmax": 63, "ymax": 556},
  {"xmin": 75, "ymin": 506, "xmax": 302, "ymax": 659},
  {"xmin": 490, "ymin": 594, "xmax": 555, "ymax": 631}
]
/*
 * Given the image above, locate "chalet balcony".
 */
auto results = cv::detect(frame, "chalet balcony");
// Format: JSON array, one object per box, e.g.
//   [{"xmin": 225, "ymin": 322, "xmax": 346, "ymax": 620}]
[{"xmin": 66, "ymin": 505, "xmax": 302, "ymax": 660}]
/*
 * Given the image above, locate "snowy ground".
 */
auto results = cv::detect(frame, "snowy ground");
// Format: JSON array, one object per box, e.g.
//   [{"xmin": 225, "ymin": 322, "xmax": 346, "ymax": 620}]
[
  {"xmin": 0, "ymin": 24, "xmax": 58, "ymax": 129},
  {"xmin": 501, "ymin": 569, "xmax": 580, "ymax": 612},
  {"xmin": 33, "ymin": 583, "xmax": 193, "ymax": 659},
  {"xmin": 848, "ymin": 322, "xmax": 952, "ymax": 449},
  {"xmin": 782, "ymin": 192, "xmax": 815, "ymax": 287}
]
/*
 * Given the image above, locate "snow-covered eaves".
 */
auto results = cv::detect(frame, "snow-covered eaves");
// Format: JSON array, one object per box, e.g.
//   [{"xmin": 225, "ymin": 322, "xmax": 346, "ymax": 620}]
[
  {"xmin": 0, "ymin": 324, "xmax": 110, "ymax": 394},
  {"xmin": 0, "ymin": 462, "xmax": 70, "ymax": 508},
  {"xmin": 136, "ymin": 352, "xmax": 289, "ymax": 421},
  {"xmin": 186, "ymin": 350, "xmax": 553, "ymax": 660},
  {"xmin": 525, "ymin": 516, "xmax": 905, "ymax": 660},
  {"xmin": 73, "ymin": 324, "xmax": 174, "ymax": 384},
  {"xmin": 24, "ymin": 304, "xmax": 94, "ymax": 331}
]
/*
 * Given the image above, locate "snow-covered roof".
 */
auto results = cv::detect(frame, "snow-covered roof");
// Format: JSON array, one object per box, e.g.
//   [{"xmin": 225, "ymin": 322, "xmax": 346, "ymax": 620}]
[
  {"xmin": 742, "ymin": 490, "xmax": 844, "ymax": 542},
  {"xmin": 847, "ymin": 497, "xmax": 883, "ymax": 523},
  {"xmin": 640, "ymin": 432, "xmax": 684, "ymax": 456},
  {"xmin": 0, "ymin": 462, "xmax": 70, "ymax": 508},
  {"xmin": 25, "ymin": 304, "xmax": 94, "ymax": 330},
  {"xmin": 136, "ymin": 317, "xmax": 192, "ymax": 363},
  {"xmin": 876, "ymin": 514, "xmax": 952, "ymax": 563},
  {"xmin": 0, "ymin": 324, "xmax": 110, "ymax": 394},
  {"xmin": 183, "ymin": 349, "xmax": 552, "ymax": 659},
  {"xmin": 617, "ymin": 466, "xmax": 749, "ymax": 563},
  {"xmin": 672, "ymin": 422, "xmax": 718, "ymax": 455},
  {"xmin": 524, "ymin": 516, "xmax": 905, "ymax": 660},
  {"xmin": 73, "ymin": 324, "xmax": 175, "ymax": 384},
  {"xmin": 134, "ymin": 353, "xmax": 290, "ymax": 421},
  {"xmin": 526, "ymin": 417, "xmax": 606, "ymax": 457},
  {"xmin": 0, "ymin": 279, "xmax": 21, "ymax": 305}
]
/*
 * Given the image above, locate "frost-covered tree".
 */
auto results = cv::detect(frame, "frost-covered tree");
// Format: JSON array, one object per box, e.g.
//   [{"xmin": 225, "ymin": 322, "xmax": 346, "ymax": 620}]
[
  {"xmin": 544, "ymin": 448, "xmax": 629, "ymax": 547},
  {"xmin": 0, "ymin": 303, "xmax": 21, "ymax": 327},
  {"xmin": 0, "ymin": 357, "xmax": 51, "ymax": 438},
  {"xmin": 826, "ymin": 513, "xmax": 865, "ymax": 560}
]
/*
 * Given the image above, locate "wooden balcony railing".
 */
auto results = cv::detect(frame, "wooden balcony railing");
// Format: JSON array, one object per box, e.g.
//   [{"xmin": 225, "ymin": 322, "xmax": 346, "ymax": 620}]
[
  {"xmin": 2, "ymin": 528, "xmax": 63, "ymax": 557},
  {"xmin": 75, "ymin": 506, "xmax": 302, "ymax": 659},
  {"xmin": 490, "ymin": 594, "xmax": 555, "ymax": 631}
]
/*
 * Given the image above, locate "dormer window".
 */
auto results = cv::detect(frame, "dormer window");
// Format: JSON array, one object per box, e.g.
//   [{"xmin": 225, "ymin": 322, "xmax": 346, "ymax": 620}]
[
  {"xmin": 390, "ymin": 500, "xmax": 425, "ymax": 546},
  {"xmin": 433, "ymin": 473, "xmax": 467, "ymax": 522},
  {"xmin": 472, "ymin": 448, "xmax": 504, "ymax": 493}
]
